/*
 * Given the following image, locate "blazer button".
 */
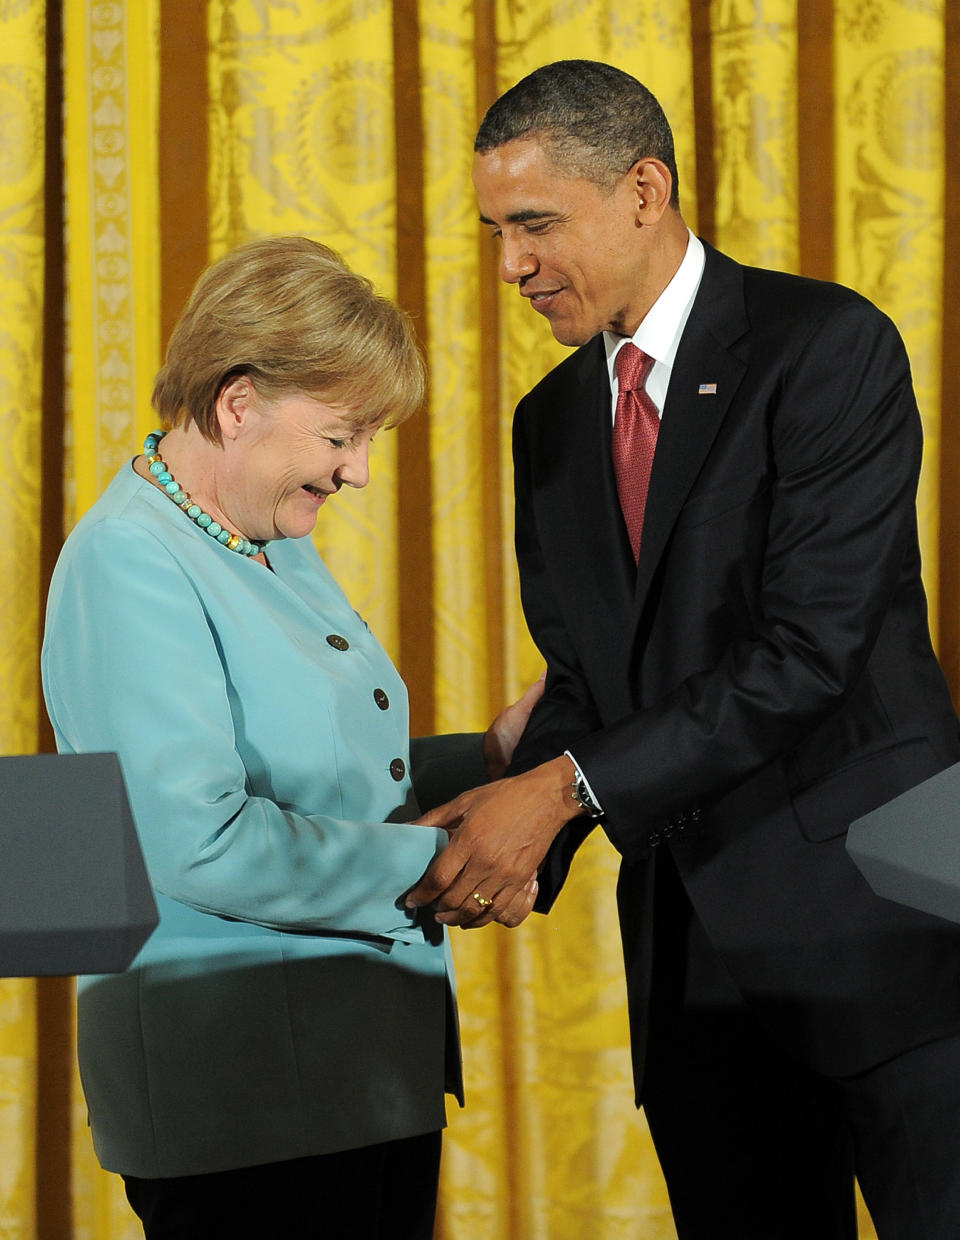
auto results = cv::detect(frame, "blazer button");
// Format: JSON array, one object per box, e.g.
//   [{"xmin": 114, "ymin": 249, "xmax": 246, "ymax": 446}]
[
  {"xmin": 389, "ymin": 758, "xmax": 406, "ymax": 781},
  {"xmin": 647, "ymin": 830, "xmax": 662, "ymax": 848},
  {"xmin": 326, "ymin": 634, "xmax": 350, "ymax": 651},
  {"xmin": 373, "ymin": 688, "xmax": 390, "ymax": 711}
]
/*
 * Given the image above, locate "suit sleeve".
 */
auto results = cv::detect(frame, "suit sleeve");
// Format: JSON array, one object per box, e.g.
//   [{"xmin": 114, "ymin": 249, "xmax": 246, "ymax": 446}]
[
  {"xmin": 410, "ymin": 733, "xmax": 488, "ymax": 810},
  {"xmin": 41, "ymin": 520, "xmax": 447, "ymax": 944},
  {"xmin": 511, "ymin": 396, "xmax": 602, "ymax": 903},
  {"xmin": 510, "ymin": 396, "xmax": 606, "ymax": 772},
  {"xmin": 530, "ymin": 300, "xmax": 928, "ymax": 856}
]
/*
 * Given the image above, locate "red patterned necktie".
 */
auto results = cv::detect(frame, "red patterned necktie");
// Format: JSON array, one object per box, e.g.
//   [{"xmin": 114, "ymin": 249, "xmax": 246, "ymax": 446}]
[{"xmin": 613, "ymin": 342, "xmax": 660, "ymax": 561}]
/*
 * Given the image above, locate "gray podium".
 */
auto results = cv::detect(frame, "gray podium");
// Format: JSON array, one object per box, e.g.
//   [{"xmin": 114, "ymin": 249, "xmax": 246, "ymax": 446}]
[
  {"xmin": 0, "ymin": 752, "xmax": 157, "ymax": 976},
  {"xmin": 847, "ymin": 760, "xmax": 960, "ymax": 925}
]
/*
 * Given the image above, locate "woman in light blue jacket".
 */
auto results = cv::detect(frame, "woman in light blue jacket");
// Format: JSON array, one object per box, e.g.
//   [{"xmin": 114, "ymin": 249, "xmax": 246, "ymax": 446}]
[{"xmin": 42, "ymin": 236, "xmax": 538, "ymax": 1240}]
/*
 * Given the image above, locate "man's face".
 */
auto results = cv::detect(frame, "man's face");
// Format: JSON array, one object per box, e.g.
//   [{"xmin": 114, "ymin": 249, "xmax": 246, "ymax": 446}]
[{"xmin": 473, "ymin": 138, "xmax": 647, "ymax": 346}]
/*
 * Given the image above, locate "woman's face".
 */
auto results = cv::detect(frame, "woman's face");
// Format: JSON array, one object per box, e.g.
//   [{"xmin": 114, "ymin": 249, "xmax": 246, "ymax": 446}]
[{"xmin": 219, "ymin": 381, "xmax": 378, "ymax": 542}]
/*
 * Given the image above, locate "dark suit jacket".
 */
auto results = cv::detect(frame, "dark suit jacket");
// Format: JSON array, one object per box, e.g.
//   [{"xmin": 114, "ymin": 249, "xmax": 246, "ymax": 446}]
[{"xmin": 511, "ymin": 239, "xmax": 960, "ymax": 1084}]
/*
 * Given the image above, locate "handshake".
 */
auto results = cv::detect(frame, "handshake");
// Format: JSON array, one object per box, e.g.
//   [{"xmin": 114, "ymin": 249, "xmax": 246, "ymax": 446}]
[{"xmin": 407, "ymin": 674, "xmax": 589, "ymax": 930}]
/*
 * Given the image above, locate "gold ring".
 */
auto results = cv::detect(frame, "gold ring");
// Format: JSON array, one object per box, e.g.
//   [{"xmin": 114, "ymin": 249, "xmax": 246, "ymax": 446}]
[{"xmin": 471, "ymin": 891, "xmax": 493, "ymax": 908}]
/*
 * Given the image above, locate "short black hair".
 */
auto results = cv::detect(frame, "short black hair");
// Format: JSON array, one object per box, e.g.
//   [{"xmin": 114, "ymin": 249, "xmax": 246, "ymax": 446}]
[{"xmin": 475, "ymin": 60, "xmax": 679, "ymax": 206}]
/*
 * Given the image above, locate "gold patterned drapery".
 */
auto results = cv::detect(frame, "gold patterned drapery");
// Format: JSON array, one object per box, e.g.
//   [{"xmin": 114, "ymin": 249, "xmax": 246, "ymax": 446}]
[
  {"xmin": 1, "ymin": 2, "xmax": 47, "ymax": 1238},
  {"xmin": 3, "ymin": 2, "xmax": 958, "ymax": 1236}
]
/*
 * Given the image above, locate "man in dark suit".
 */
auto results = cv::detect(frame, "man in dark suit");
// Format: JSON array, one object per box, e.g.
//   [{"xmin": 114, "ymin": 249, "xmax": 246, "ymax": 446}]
[{"xmin": 407, "ymin": 60, "xmax": 960, "ymax": 1237}]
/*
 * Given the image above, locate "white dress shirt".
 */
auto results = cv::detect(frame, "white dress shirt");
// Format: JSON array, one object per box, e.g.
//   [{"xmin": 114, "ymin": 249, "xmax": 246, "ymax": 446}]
[{"xmin": 604, "ymin": 230, "xmax": 706, "ymax": 421}]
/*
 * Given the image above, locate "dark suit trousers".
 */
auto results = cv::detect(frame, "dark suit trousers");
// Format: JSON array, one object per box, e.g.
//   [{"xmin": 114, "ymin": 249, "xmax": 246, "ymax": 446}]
[
  {"xmin": 122, "ymin": 1130, "xmax": 441, "ymax": 1240},
  {"xmin": 641, "ymin": 851, "xmax": 960, "ymax": 1239}
]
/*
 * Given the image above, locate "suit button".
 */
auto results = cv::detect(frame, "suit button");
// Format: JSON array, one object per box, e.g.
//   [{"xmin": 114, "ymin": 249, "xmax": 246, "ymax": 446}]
[
  {"xmin": 326, "ymin": 634, "xmax": 350, "ymax": 651},
  {"xmin": 647, "ymin": 830, "xmax": 662, "ymax": 848},
  {"xmin": 373, "ymin": 688, "xmax": 390, "ymax": 711},
  {"xmin": 389, "ymin": 758, "xmax": 406, "ymax": 781}
]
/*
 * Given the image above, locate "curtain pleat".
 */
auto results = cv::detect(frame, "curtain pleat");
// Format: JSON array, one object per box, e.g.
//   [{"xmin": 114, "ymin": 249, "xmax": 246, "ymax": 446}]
[
  {"xmin": 4, "ymin": 0, "xmax": 957, "ymax": 1234},
  {"xmin": 63, "ymin": 0, "xmax": 160, "ymax": 522},
  {"xmin": 709, "ymin": 0, "xmax": 799, "ymax": 269},
  {"xmin": 0, "ymin": 0, "xmax": 45, "ymax": 752},
  {"xmin": 0, "ymin": 0, "xmax": 46, "ymax": 1235},
  {"xmin": 834, "ymin": 2, "xmax": 946, "ymax": 631}
]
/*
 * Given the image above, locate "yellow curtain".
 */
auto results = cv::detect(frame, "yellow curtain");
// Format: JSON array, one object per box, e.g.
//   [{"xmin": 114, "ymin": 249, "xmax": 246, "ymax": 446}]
[
  {"xmin": 834, "ymin": 2, "xmax": 946, "ymax": 629},
  {"xmin": 63, "ymin": 0, "xmax": 160, "ymax": 523},
  {"xmin": 2, "ymin": 0, "xmax": 956, "ymax": 1235},
  {"xmin": 0, "ymin": 0, "xmax": 46, "ymax": 1235}
]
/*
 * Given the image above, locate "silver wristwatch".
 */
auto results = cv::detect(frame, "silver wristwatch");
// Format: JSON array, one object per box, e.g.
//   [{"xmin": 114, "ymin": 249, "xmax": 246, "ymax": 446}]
[{"xmin": 569, "ymin": 762, "xmax": 604, "ymax": 818}]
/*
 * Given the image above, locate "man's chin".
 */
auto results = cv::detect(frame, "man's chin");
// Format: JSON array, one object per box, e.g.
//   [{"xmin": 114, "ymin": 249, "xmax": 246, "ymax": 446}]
[
  {"xmin": 548, "ymin": 321, "xmax": 596, "ymax": 348},
  {"xmin": 528, "ymin": 293, "xmax": 594, "ymax": 346}
]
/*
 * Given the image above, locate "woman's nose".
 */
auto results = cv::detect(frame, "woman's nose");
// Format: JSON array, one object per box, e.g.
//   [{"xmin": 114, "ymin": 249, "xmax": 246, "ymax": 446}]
[{"xmin": 336, "ymin": 441, "xmax": 371, "ymax": 489}]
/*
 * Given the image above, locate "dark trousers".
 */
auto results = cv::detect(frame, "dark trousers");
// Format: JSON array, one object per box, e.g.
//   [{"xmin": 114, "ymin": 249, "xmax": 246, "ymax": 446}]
[
  {"xmin": 642, "ymin": 851, "xmax": 960, "ymax": 1239},
  {"xmin": 123, "ymin": 1129, "xmax": 442, "ymax": 1240}
]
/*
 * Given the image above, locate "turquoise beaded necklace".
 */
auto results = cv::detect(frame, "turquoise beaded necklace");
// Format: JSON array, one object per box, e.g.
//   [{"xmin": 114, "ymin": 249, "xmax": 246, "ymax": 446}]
[{"xmin": 143, "ymin": 431, "xmax": 267, "ymax": 557}]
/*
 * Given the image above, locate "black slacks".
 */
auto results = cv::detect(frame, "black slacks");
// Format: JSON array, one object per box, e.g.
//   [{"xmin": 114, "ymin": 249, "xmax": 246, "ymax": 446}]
[
  {"xmin": 641, "ymin": 850, "xmax": 960, "ymax": 1240},
  {"xmin": 123, "ymin": 1129, "xmax": 442, "ymax": 1240}
]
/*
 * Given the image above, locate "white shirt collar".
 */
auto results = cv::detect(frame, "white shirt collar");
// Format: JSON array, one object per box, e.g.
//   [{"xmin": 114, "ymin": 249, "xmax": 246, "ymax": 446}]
[{"xmin": 603, "ymin": 230, "xmax": 705, "ymax": 408}]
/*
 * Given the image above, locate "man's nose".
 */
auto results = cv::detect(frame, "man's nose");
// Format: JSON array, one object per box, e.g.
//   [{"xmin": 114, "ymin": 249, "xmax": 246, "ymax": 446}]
[{"xmin": 499, "ymin": 237, "xmax": 538, "ymax": 284}]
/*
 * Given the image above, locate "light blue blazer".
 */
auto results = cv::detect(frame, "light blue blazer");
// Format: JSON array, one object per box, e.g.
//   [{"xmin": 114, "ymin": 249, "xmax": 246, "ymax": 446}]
[{"xmin": 41, "ymin": 465, "xmax": 479, "ymax": 1178}]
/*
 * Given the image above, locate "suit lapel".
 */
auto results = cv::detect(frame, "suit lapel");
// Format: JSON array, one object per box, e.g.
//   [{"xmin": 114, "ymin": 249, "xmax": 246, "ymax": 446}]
[
  {"xmin": 634, "ymin": 244, "xmax": 750, "ymax": 612},
  {"xmin": 552, "ymin": 340, "xmax": 635, "ymax": 607},
  {"xmin": 537, "ymin": 341, "xmax": 635, "ymax": 710}
]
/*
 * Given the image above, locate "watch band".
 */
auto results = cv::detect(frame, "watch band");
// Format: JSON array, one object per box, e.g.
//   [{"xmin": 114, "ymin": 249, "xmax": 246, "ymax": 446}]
[{"xmin": 566, "ymin": 754, "xmax": 604, "ymax": 818}]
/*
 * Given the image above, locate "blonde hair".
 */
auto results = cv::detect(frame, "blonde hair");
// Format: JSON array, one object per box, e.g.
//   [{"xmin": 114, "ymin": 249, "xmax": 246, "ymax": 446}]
[{"xmin": 152, "ymin": 236, "xmax": 425, "ymax": 441}]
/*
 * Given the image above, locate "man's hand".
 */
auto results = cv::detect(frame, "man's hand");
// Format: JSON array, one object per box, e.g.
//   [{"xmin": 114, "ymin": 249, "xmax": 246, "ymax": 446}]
[
  {"xmin": 482, "ymin": 672, "xmax": 546, "ymax": 780},
  {"xmin": 407, "ymin": 754, "xmax": 579, "ymax": 927}
]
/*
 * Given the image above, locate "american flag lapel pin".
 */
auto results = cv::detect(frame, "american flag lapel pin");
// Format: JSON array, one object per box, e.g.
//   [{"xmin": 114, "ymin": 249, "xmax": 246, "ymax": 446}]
[{"xmin": 698, "ymin": 382, "xmax": 718, "ymax": 395}]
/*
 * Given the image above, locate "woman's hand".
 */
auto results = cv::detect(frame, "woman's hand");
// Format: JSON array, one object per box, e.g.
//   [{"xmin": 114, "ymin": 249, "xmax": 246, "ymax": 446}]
[
  {"xmin": 481, "ymin": 672, "xmax": 546, "ymax": 780},
  {"xmin": 492, "ymin": 873, "xmax": 539, "ymax": 929}
]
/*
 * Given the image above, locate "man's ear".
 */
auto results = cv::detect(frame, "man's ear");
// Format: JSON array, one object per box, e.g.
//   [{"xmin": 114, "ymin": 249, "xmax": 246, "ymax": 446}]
[
  {"xmin": 630, "ymin": 157, "xmax": 673, "ymax": 224},
  {"xmin": 214, "ymin": 375, "xmax": 257, "ymax": 442}
]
